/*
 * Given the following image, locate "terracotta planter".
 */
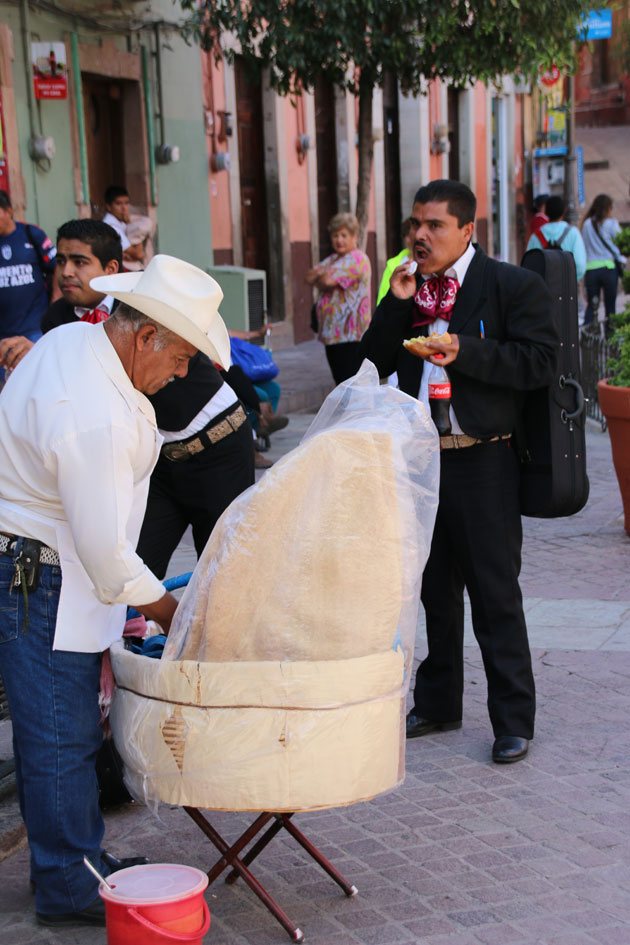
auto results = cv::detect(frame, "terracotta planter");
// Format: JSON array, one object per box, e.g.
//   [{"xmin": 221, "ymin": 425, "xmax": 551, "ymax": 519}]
[{"xmin": 598, "ymin": 379, "xmax": 630, "ymax": 536}]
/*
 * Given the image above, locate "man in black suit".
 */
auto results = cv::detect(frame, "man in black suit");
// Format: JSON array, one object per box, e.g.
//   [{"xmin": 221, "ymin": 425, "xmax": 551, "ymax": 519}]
[{"xmin": 360, "ymin": 180, "xmax": 558, "ymax": 764}]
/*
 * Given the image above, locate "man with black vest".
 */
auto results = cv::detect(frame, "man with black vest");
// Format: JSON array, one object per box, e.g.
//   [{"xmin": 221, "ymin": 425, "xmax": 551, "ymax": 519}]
[
  {"xmin": 360, "ymin": 179, "xmax": 558, "ymax": 764},
  {"xmin": 137, "ymin": 351, "xmax": 255, "ymax": 578},
  {"xmin": 0, "ymin": 218, "xmax": 254, "ymax": 571}
]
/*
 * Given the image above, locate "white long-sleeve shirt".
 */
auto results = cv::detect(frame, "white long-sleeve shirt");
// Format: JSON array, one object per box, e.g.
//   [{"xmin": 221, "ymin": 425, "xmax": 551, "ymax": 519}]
[{"xmin": 0, "ymin": 322, "xmax": 165, "ymax": 651}]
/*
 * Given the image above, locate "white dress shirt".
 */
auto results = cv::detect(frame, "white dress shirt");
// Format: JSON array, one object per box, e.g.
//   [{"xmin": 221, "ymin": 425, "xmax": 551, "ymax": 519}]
[
  {"xmin": 0, "ymin": 322, "xmax": 165, "ymax": 652},
  {"xmin": 102, "ymin": 212, "xmax": 131, "ymax": 251},
  {"xmin": 418, "ymin": 241, "xmax": 476, "ymax": 434}
]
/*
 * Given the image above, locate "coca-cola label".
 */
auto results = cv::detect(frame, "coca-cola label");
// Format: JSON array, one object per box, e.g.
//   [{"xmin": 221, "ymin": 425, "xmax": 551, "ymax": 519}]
[{"xmin": 429, "ymin": 383, "xmax": 451, "ymax": 399}]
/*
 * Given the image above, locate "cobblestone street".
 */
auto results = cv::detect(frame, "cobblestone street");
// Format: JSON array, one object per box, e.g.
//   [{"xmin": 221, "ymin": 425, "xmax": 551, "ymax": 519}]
[{"xmin": 1, "ymin": 343, "xmax": 629, "ymax": 945}]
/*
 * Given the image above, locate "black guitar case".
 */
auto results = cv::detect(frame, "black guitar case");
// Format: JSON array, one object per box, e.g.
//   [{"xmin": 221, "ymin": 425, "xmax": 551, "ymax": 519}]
[{"xmin": 518, "ymin": 248, "xmax": 589, "ymax": 517}]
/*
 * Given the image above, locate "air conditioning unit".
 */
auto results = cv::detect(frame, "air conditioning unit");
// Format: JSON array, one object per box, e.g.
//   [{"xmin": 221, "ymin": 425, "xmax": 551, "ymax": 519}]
[{"xmin": 207, "ymin": 266, "xmax": 267, "ymax": 337}]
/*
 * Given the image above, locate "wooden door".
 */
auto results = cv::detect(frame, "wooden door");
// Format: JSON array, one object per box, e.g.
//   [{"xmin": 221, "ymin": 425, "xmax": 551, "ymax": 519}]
[
  {"xmin": 235, "ymin": 58, "xmax": 270, "ymax": 276},
  {"xmin": 383, "ymin": 72, "xmax": 402, "ymax": 257},
  {"xmin": 82, "ymin": 76, "xmax": 125, "ymax": 216},
  {"xmin": 314, "ymin": 76, "xmax": 338, "ymax": 261}
]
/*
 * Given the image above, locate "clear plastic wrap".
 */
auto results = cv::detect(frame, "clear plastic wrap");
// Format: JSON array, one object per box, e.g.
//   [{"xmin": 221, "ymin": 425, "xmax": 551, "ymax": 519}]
[{"xmin": 110, "ymin": 361, "xmax": 439, "ymax": 812}]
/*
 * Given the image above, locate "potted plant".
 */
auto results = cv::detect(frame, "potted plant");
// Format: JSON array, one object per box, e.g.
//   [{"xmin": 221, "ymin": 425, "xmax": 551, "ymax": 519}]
[
  {"xmin": 615, "ymin": 227, "xmax": 630, "ymax": 294},
  {"xmin": 598, "ymin": 304, "xmax": 630, "ymax": 535}
]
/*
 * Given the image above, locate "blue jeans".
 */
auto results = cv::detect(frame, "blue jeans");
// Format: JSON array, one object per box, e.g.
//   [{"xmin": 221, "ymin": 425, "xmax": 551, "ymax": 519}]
[
  {"xmin": 0, "ymin": 543, "xmax": 105, "ymax": 915},
  {"xmin": 253, "ymin": 379, "xmax": 281, "ymax": 413},
  {"xmin": 583, "ymin": 267, "xmax": 618, "ymax": 327}
]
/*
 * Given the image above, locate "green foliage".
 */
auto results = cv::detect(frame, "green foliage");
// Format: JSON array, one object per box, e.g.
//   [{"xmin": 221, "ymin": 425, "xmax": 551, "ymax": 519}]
[
  {"xmin": 607, "ymin": 321, "xmax": 630, "ymax": 388},
  {"xmin": 607, "ymin": 303, "xmax": 630, "ymax": 388},
  {"xmin": 179, "ymin": 0, "xmax": 591, "ymax": 233},
  {"xmin": 614, "ymin": 226, "xmax": 630, "ymax": 257},
  {"xmin": 180, "ymin": 0, "xmax": 591, "ymax": 94}
]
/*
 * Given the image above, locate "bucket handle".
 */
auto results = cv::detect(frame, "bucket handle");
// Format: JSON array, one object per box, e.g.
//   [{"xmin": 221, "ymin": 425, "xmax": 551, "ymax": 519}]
[{"xmin": 128, "ymin": 900, "xmax": 210, "ymax": 942}]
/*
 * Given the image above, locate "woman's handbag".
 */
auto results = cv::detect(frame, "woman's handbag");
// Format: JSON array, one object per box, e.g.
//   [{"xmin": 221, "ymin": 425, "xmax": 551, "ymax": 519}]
[{"xmin": 230, "ymin": 337, "xmax": 279, "ymax": 383}]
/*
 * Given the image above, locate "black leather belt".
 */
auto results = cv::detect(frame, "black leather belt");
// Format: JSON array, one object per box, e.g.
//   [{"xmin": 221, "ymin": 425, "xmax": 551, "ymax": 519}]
[{"xmin": 162, "ymin": 404, "xmax": 247, "ymax": 462}]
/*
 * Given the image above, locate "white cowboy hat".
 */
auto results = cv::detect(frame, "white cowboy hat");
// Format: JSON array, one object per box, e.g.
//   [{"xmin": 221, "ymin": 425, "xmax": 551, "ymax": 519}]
[{"xmin": 90, "ymin": 254, "xmax": 231, "ymax": 368}]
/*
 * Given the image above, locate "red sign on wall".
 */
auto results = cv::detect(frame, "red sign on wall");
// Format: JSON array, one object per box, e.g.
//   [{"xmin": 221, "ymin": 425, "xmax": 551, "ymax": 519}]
[{"xmin": 31, "ymin": 42, "xmax": 67, "ymax": 100}]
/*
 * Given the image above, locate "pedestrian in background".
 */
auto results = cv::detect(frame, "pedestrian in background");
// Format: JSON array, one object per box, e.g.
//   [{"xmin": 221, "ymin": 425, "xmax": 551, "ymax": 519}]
[
  {"xmin": 0, "ymin": 190, "xmax": 56, "ymax": 381},
  {"xmin": 377, "ymin": 218, "xmax": 414, "ymax": 304},
  {"xmin": 527, "ymin": 193, "xmax": 550, "ymax": 240},
  {"xmin": 581, "ymin": 193, "xmax": 627, "ymax": 330},
  {"xmin": 306, "ymin": 213, "xmax": 371, "ymax": 384},
  {"xmin": 526, "ymin": 195, "xmax": 586, "ymax": 280}
]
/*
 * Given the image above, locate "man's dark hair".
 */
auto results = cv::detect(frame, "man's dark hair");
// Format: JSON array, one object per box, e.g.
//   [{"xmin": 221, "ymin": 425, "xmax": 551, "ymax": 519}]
[
  {"xmin": 104, "ymin": 185, "xmax": 129, "ymax": 205},
  {"xmin": 0, "ymin": 190, "xmax": 12, "ymax": 210},
  {"xmin": 532, "ymin": 193, "xmax": 549, "ymax": 212},
  {"xmin": 56, "ymin": 219, "xmax": 123, "ymax": 269},
  {"xmin": 545, "ymin": 196, "xmax": 565, "ymax": 222},
  {"xmin": 413, "ymin": 180, "xmax": 476, "ymax": 227}
]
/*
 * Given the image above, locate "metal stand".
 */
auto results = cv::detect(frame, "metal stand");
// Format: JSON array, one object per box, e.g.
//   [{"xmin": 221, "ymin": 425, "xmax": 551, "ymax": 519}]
[{"xmin": 184, "ymin": 807, "xmax": 358, "ymax": 943}]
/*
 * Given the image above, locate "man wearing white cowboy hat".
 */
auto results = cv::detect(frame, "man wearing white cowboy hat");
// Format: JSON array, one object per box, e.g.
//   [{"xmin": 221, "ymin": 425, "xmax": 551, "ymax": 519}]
[{"xmin": 0, "ymin": 255, "xmax": 230, "ymax": 928}]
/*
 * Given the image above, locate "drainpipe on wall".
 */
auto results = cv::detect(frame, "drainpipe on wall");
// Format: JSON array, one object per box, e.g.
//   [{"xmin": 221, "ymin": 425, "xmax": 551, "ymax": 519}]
[
  {"xmin": 70, "ymin": 32, "xmax": 89, "ymax": 207},
  {"xmin": 141, "ymin": 44, "xmax": 157, "ymax": 205}
]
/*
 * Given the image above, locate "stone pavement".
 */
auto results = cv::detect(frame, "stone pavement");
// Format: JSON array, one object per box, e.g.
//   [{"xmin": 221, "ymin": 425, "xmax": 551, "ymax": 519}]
[{"xmin": 1, "ymin": 341, "xmax": 630, "ymax": 945}]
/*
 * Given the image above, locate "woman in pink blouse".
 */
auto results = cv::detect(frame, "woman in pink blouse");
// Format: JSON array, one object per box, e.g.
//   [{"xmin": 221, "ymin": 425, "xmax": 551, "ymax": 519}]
[{"xmin": 306, "ymin": 213, "xmax": 372, "ymax": 384}]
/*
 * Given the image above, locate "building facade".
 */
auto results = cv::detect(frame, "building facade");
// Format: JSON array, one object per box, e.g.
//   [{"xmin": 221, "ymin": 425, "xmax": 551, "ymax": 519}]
[{"xmin": 0, "ymin": 0, "xmax": 214, "ymax": 268}]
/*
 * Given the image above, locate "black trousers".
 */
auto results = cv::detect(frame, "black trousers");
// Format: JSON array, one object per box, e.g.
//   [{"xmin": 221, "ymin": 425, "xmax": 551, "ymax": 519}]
[
  {"xmin": 324, "ymin": 341, "xmax": 363, "ymax": 385},
  {"xmin": 413, "ymin": 440, "xmax": 535, "ymax": 739},
  {"xmin": 137, "ymin": 419, "xmax": 255, "ymax": 579},
  {"xmin": 583, "ymin": 267, "xmax": 618, "ymax": 325}
]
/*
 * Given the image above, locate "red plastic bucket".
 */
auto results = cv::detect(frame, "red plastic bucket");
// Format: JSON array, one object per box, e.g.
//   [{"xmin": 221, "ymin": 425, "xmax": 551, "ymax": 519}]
[{"xmin": 100, "ymin": 863, "xmax": 210, "ymax": 945}]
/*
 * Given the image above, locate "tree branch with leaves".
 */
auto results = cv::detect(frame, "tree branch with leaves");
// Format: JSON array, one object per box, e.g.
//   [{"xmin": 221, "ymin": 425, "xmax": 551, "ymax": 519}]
[{"xmin": 181, "ymin": 0, "xmax": 591, "ymax": 243}]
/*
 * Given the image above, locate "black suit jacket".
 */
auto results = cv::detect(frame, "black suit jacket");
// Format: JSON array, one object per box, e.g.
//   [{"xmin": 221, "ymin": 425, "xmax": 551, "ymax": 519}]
[
  {"xmin": 42, "ymin": 298, "xmax": 77, "ymax": 333},
  {"xmin": 359, "ymin": 246, "xmax": 558, "ymax": 439}
]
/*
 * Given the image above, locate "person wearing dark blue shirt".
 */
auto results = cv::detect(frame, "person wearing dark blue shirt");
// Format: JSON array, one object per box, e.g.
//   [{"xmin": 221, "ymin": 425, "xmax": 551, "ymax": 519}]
[{"xmin": 0, "ymin": 190, "xmax": 56, "ymax": 344}]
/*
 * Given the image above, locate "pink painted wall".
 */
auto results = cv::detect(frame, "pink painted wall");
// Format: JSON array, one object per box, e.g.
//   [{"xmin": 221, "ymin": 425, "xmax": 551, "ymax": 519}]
[
  {"xmin": 284, "ymin": 95, "xmax": 312, "ymax": 243},
  {"xmin": 429, "ymin": 80, "xmax": 443, "ymax": 180},
  {"xmin": 474, "ymin": 84, "xmax": 489, "ymax": 224},
  {"xmin": 201, "ymin": 53, "xmax": 233, "ymax": 253}
]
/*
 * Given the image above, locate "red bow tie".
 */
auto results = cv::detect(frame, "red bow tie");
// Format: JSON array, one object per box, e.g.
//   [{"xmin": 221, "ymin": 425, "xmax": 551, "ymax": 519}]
[
  {"xmin": 412, "ymin": 275, "xmax": 459, "ymax": 327},
  {"xmin": 80, "ymin": 306, "xmax": 109, "ymax": 324}
]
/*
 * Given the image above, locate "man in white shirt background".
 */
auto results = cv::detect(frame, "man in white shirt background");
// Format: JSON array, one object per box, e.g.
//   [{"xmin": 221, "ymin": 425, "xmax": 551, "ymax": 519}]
[
  {"xmin": 102, "ymin": 184, "xmax": 145, "ymax": 270},
  {"xmin": 0, "ymin": 255, "xmax": 231, "ymax": 927}
]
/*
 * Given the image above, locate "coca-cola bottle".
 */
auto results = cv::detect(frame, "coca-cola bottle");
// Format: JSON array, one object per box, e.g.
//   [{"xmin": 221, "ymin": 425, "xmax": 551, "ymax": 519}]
[{"xmin": 428, "ymin": 359, "xmax": 452, "ymax": 436}]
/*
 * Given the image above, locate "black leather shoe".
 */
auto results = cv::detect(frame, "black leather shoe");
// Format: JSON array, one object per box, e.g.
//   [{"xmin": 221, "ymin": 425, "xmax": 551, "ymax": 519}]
[
  {"xmin": 102, "ymin": 851, "xmax": 149, "ymax": 872},
  {"xmin": 37, "ymin": 895, "xmax": 106, "ymax": 927},
  {"xmin": 406, "ymin": 711, "xmax": 462, "ymax": 739},
  {"xmin": 492, "ymin": 735, "xmax": 529, "ymax": 764}
]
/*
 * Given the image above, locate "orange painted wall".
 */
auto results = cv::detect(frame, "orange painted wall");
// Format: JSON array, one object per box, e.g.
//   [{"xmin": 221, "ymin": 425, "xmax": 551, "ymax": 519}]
[
  {"xmin": 285, "ymin": 95, "xmax": 311, "ymax": 243},
  {"xmin": 202, "ymin": 53, "xmax": 233, "ymax": 252},
  {"xmin": 429, "ymin": 80, "xmax": 443, "ymax": 180},
  {"xmin": 474, "ymin": 84, "xmax": 489, "ymax": 222}
]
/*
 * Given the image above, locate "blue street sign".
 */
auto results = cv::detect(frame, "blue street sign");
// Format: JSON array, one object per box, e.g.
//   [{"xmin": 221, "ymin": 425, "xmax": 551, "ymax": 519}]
[
  {"xmin": 576, "ymin": 145, "xmax": 585, "ymax": 206},
  {"xmin": 579, "ymin": 9, "xmax": 613, "ymax": 41}
]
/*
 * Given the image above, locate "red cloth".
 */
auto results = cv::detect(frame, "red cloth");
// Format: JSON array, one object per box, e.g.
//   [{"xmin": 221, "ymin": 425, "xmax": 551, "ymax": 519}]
[
  {"xmin": 412, "ymin": 275, "xmax": 459, "ymax": 328},
  {"xmin": 80, "ymin": 306, "xmax": 109, "ymax": 324}
]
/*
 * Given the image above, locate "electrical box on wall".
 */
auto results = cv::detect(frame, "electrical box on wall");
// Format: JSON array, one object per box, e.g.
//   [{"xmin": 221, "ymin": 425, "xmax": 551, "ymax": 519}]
[{"xmin": 207, "ymin": 266, "xmax": 267, "ymax": 335}]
